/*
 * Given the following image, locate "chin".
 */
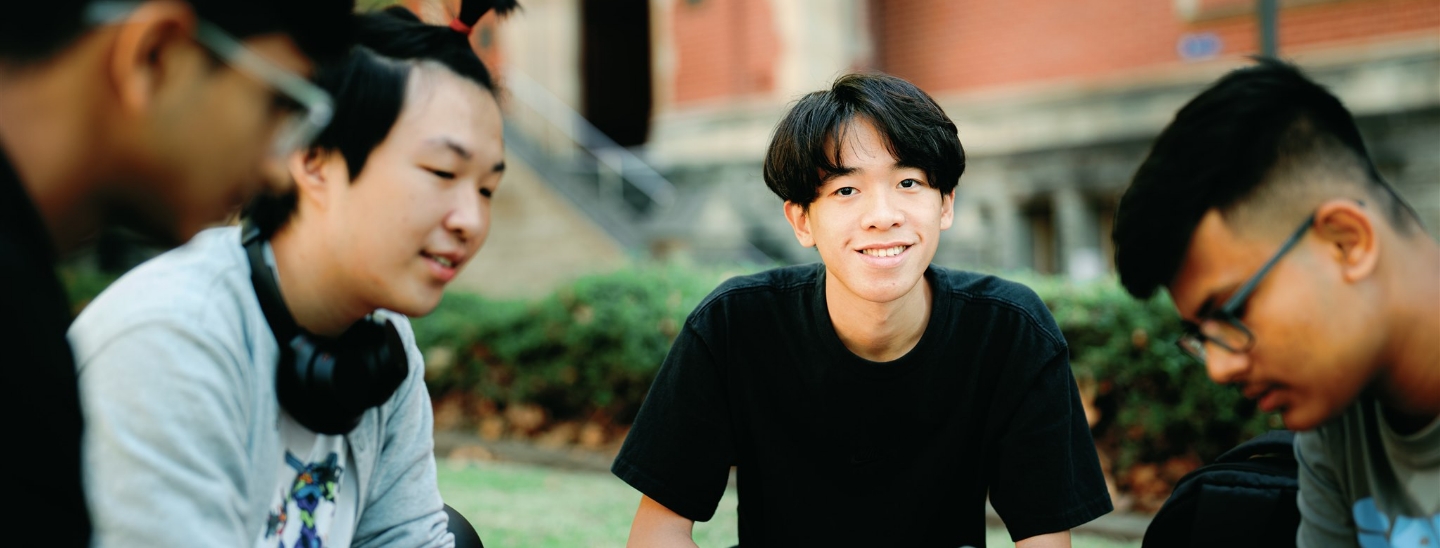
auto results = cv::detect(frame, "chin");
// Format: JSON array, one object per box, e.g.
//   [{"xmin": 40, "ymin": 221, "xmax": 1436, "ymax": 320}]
[
  {"xmin": 846, "ymin": 277, "xmax": 924, "ymax": 304},
  {"xmin": 1281, "ymin": 405, "xmax": 1341, "ymax": 432},
  {"xmin": 830, "ymin": 256, "xmax": 931, "ymax": 301},
  {"xmin": 383, "ymin": 292, "xmax": 444, "ymax": 318}
]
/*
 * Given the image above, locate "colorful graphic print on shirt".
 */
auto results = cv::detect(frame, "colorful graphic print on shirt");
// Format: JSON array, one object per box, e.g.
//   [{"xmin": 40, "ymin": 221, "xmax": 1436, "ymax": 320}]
[
  {"xmin": 260, "ymin": 451, "xmax": 344, "ymax": 548},
  {"xmin": 1353, "ymin": 497, "xmax": 1440, "ymax": 548}
]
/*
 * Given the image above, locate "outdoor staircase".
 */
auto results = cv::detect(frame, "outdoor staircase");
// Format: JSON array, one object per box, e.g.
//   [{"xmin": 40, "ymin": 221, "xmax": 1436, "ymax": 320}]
[
  {"xmin": 500, "ymin": 70, "xmax": 775, "ymax": 265},
  {"xmin": 501, "ymin": 70, "xmax": 675, "ymax": 252}
]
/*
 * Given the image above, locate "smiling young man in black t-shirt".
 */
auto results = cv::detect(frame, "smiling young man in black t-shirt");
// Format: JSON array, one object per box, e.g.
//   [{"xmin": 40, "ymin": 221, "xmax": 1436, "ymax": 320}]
[{"xmin": 613, "ymin": 73, "xmax": 1112, "ymax": 547}]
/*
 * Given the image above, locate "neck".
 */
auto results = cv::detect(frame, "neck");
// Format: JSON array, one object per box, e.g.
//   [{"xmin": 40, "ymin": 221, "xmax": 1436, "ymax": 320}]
[
  {"xmin": 825, "ymin": 269, "xmax": 933, "ymax": 362},
  {"xmin": 269, "ymin": 222, "xmax": 372, "ymax": 337},
  {"xmin": 1374, "ymin": 237, "xmax": 1440, "ymax": 434},
  {"xmin": 0, "ymin": 51, "xmax": 116, "ymax": 254}
]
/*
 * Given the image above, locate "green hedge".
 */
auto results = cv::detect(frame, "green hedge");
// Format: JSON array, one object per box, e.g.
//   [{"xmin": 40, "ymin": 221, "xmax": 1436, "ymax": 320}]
[
  {"xmin": 412, "ymin": 263, "xmax": 738, "ymax": 424},
  {"xmin": 415, "ymin": 266, "xmax": 1279, "ymax": 469},
  {"xmin": 60, "ymin": 266, "xmax": 120, "ymax": 317},
  {"xmin": 1008, "ymin": 273, "xmax": 1280, "ymax": 471},
  {"xmin": 65, "ymin": 259, "xmax": 1277, "ymax": 470}
]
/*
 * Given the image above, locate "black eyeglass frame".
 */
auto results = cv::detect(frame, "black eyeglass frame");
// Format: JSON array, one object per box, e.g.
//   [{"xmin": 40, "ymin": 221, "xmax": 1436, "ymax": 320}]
[{"xmin": 1176, "ymin": 211, "xmax": 1318, "ymax": 362}]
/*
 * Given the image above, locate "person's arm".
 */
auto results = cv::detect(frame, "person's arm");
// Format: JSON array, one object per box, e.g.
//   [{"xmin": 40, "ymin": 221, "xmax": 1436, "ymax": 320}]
[
  {"xmin": 1294, "ymin": 430, "xmax": 1358, "ymax": 548},
  {"xmin": 626, "ymin": 495, "xmax": 700, "ymax": 548},
  {"xmin": 75, "ymin": 320, "xmax": 257, "ymax": 546},
  {"xmin": 351, "ymin": 315, "xmax": 452, "ymax": 547},
  {"xmin": 986, "ymin": 302, "xmax": 1112, "ymax": 542},
  {"xmin": 612, "ymin": 319, "xmax": 735, "ymax": 541},
  {"xmin": 1015, "ymin": 530, "xmax": 1070, "ymax": 548}
]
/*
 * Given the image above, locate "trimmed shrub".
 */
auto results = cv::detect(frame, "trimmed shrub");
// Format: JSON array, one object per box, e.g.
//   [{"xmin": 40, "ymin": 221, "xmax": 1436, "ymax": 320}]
[
  {"xmin": 416, "ymin": 266, "xmax": 1280, "ymax": 484},
  {"xmin": 65, "ymin": 256, "xmax": 1278, "ymax": 497},
  {"xmin": 413, "ymin": 262, "xmax": 741, "ymax": 424},
  {"xmin": 59, "ymin": 265, "xmax": 119, "ymax": 317},
  {"xmin": 1008, "ymin": 273, "xmax": 1280, "ymax": 474}
]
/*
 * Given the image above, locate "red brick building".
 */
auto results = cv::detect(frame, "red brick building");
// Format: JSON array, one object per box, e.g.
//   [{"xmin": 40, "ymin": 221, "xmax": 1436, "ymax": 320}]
[{"xmin": 485, "ymin": 0, "xmax": 1437, "ymax": 279}]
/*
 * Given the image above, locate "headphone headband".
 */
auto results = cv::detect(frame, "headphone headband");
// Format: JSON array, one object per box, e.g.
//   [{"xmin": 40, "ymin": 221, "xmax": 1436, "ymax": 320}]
[{"xmin": 243, "ymin": 222, "xmax": 301, "ymax": 343}]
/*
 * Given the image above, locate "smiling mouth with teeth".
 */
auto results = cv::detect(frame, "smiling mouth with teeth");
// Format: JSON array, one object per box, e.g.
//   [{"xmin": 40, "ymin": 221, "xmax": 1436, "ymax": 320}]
[
  {"xmin": 860, "ymin": 245, "xmax": 908, "ymax": 257},
  {"xmin": 423, "ymin": 253, "xmax": 455, "ymax": 268}
]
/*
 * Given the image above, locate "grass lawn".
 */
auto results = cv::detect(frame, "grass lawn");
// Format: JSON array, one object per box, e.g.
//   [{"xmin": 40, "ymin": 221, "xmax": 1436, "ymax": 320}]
[{"xmin": 437, "ymin": 458, "xmax": 1140, "ymax": 548}]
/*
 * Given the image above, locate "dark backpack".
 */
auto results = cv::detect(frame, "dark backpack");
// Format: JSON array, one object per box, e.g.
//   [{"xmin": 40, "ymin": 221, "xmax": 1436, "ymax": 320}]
[{"xmin": 1142, "ymin": 429, "xmax": 1302, "ymax": 548}]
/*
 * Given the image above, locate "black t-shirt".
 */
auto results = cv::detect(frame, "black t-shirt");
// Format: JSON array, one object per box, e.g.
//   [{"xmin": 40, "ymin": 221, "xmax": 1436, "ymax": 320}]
[
  {"xmin": 0, "ymin": 147, "xmax": 91, "ymax": 545},
  {"xmin": 613, "ymin": 264, "xmax": 1112, "ymax": 546}
]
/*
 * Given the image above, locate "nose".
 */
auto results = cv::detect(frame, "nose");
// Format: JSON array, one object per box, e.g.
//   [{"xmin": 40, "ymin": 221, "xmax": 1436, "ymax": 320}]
[
  {"xmin": 861, "ymin": 190, "xmax": 904, "ymax": 230},
  {"xmin": 445, "ymin": 191, "xmax": 486, "ymax": 244},
  {"xmin": 1204, "ymin": 343, "xmax": 1251, "ymax": 385}
]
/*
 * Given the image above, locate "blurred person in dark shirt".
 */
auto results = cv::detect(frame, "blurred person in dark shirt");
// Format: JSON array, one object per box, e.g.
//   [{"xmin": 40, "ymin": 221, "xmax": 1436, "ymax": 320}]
[
  {"xmin": 0, "ymin": 0, "xmax": 353, "ymax": 542},
  {"xmin": 1113, "ymin": 58, "xmax": 1438, "ymax": 547}
]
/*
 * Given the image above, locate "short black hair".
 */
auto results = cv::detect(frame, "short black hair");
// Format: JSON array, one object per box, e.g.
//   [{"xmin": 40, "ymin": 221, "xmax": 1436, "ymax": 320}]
[
  {"xmin": 243, "ymin": 2, "xmax": 515, "ymax": 238},
  {"xmin": 241, "ymin": 48, "xmax": 409, "ymax": 237},
  {"xmin": 0, "ymin": 0, "xmax": 354, "ymax": 66},
  {"xmin": 1112, "ymin": 58, "xmax": 1418, "ymax": 299},
  {"xmin": 352, "ymin": 5, "xmax": 504, "ymax": 91},
  {"xmin": 763, "ymin": 72, "xmax": 965, "ymax": 207}
]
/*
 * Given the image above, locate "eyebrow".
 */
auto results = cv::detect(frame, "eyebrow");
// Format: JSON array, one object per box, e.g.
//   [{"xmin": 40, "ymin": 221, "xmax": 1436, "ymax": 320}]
[
  {"xmin": 894, "ymin": 160, "xmax": 925, "ymax": 173},
  {"xmin": 1194, "ymin": 297, "xmax": 1218, "ymax": 320},
  {"xmin": 425, "ymin": 137, "xmax": 472, "ymax": 160},
  {"xmin": 821, "ymin": 159, "xmax": 926, "ymax": 183},
  {"xmin": 819, "ymin": 166, "xmax": 856, "ymax": 182},
  {"xmin": 1193, "ymin": 282, "xmax": 1241, "ymax": 320},
  {"xmin": 1179, "ymin": 319, "xmax": 1202, "ymax": 335}
]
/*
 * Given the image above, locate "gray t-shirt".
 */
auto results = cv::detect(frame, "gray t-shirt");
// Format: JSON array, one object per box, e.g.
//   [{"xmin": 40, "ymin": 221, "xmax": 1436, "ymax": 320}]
[
  {"xmin": 70, "ymin": 227, "xmax": 454, "ymax": 547},
  {"xmin": 1295, "ymin": 398, "xmax": 1440, "ymax": 547}
]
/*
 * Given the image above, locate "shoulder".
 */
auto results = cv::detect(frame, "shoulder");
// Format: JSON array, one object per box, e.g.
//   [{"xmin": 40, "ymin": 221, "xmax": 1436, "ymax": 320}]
[
  {"xmin": 931, "ymin": 266, "xmax": 1066, "ymax": 351},
  {"xmin": 688, "ymin": 263, "xmax": 820, "ymax": 319},
  {"xmin": 373, "ymin": 310, "xmax": 429, "ymax": 393},
  {"xmin": 376, "ymin": 309, "xmax": 417, "ymax": 343},
  {"xmin": 69, "ymin": 227, "xmax": 258, "ymax": 366}
]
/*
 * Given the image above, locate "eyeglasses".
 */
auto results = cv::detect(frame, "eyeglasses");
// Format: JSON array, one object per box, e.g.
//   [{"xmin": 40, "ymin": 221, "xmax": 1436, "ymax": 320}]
[
  {"xmin": 83, "ymin": 1, "xmax": 334, "ymax": 165},
  {"xmin": 1176, "ymin": 212, "xmax": 1317, "ymax": 362}
]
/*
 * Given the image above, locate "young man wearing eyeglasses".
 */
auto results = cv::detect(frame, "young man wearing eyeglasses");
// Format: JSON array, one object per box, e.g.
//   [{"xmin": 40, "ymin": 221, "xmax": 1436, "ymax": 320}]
[
  {"xmin": 1112, "ymin": 58, "xmax": 1439, "ymax": 547},
  {"xmin": 0, "ymin": 1, "xmax": 351, "ymax": 543}
]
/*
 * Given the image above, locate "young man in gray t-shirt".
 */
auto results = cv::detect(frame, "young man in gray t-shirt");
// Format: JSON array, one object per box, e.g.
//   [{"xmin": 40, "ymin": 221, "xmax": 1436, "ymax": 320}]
[{"xmin": 1112, "ymin": 58, "xmax": 1439, "ymax": 547}]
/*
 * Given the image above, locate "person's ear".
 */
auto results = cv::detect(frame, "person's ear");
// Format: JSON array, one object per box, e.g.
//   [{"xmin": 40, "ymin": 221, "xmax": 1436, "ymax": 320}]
[
  {"xmin": 288, "ymin": 148, "xmax": 344, "ymax": 211},
  {"xmin": 106, "ymin": 2, "xmax": 199, "ymax": 115},
  {"xmin": 783, "ymin": 201, "xmax": 816, "ymax": 248},
  {"xmin": 939, "ymin": 189, "xmax": 956, "ymax": 231},
  {"xmin": 1313, "ymin": 199, "xmax": 1379, "ymax": 283}
]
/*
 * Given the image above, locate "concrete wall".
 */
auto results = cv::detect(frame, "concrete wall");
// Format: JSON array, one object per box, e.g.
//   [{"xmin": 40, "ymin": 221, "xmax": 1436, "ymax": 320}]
[
  {"xmin": 450, "ymin": 151, "xmax": 628, "ymax": 299},
  {"xmin": 475, "ymin": 0, "xmax": 1439, "ymax": 283},
  {"xmin": 653, "ymin": 39, "xmax": 1440, "ymax": 276}
]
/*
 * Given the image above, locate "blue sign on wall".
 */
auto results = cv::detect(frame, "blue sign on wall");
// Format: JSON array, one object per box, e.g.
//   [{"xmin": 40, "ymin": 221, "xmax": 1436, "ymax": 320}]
[{"xmin": 1178, "ymin": 32, "xmax": 1223, "ymax": 61}]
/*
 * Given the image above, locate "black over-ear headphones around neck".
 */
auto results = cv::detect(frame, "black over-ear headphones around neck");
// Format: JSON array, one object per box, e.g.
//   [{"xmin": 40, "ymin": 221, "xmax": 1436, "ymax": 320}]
[{"xmin": 242, "ymin": 223, "xmax": 409, "ymax": 435}]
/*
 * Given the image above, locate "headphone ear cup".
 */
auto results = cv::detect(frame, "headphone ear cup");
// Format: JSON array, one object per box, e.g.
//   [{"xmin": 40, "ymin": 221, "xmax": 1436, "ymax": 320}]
[
  {"xmin": 276, "ymin": 334, "xmax": 354, "ymax": 434},
  {"xmin": 247, "ymin": 234, "xmax": 408, "ymax": 435},
  {"xmin": 337, "ymin": 317, "xmax": 410, "ymax": 410},
  {"xmin": 273, "ymin": 320, "xmax": 409, "ymax": 435}
]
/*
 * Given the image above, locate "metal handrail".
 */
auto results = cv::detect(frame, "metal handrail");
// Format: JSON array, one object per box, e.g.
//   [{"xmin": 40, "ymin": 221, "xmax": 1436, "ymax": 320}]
[{"xmin": 501, "ymin": 69, "xmax": 677, "ymax": 211}]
